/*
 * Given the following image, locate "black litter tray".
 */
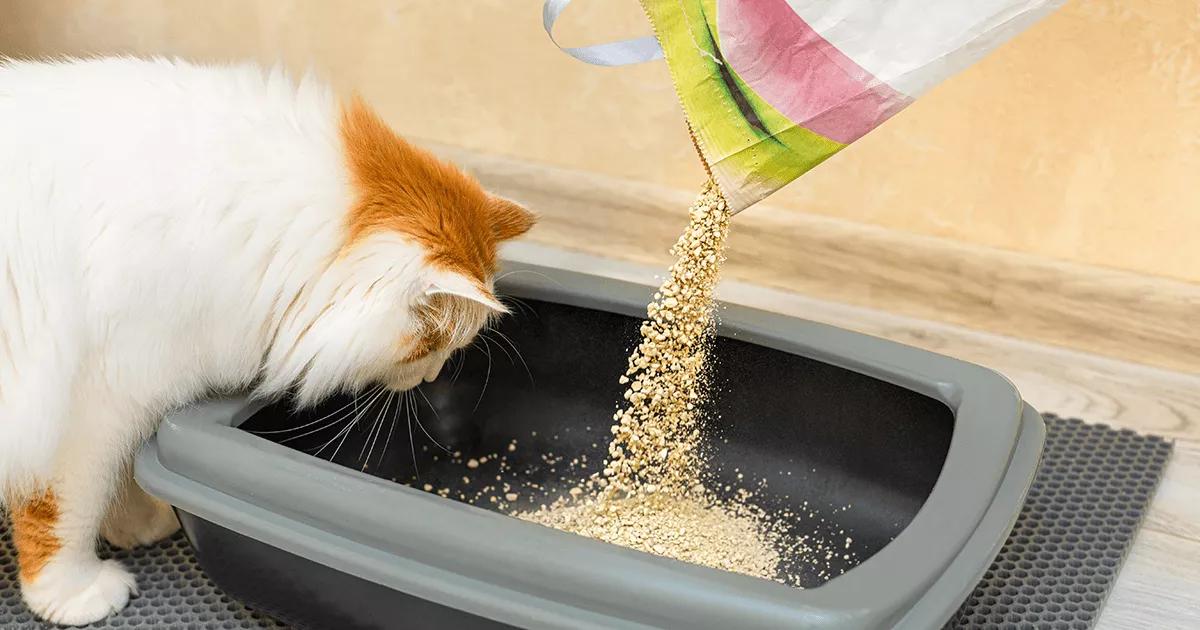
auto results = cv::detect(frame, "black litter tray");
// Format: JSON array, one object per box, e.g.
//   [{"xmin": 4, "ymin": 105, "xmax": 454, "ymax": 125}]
[{"xmin": 135, "ymin": 256, "xmax": 1045, "ymax": 630}]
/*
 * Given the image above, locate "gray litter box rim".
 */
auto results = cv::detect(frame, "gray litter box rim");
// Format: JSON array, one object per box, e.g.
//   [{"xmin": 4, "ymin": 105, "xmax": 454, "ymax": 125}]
[{"xmin": 134, "ymin": 257, "xmax": 1042, "ymax": 630}]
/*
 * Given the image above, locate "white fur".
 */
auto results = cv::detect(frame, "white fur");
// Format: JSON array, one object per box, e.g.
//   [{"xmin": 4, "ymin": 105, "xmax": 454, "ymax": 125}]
[
  {"xmin": 21, "ymin": 557, "xmax": 137, "ymax": 625},
  {"xmin": 0, "ymin": 57, "xmax": 495, "ymax": 624}
]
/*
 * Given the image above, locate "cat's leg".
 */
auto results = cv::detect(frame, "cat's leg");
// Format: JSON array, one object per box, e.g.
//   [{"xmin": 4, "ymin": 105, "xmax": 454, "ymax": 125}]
[
  {"xmin": 0, "ymin": 368, "xmax": 69, "ymax": 504},
  {"xmin": 0, "ymin": 315, "xmax": 76, "ymax": 498},
  {"xmin": 101, "ymin": 463, "xmax": 180, "ymax": 549},
  {"xmin": 13, "ymin": 389, "xmax": 143, "ymax": 626}
]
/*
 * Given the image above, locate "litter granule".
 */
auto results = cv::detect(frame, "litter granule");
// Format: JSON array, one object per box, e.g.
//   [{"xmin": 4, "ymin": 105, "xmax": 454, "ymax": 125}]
[{"xmin": 514, "ymin": 182, "xmax": 802, "ymax": 583}]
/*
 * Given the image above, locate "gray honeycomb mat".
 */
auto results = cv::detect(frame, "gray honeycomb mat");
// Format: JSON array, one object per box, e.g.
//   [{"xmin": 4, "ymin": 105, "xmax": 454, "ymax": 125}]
[
  {"xmin": 0, "ymin": 525, "xmax": 285, "ymax": 628},
  {"xmin": 947, "ymin": 415, "xmax": 1173, "ymax": 629},
  {"xmin": 0, "ymin": 414, "xmax": 1173, "ymax": 630}
]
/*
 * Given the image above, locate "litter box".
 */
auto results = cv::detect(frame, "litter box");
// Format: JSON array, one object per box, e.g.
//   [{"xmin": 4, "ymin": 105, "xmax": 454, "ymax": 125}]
[{"xmin": 134, "ymin": 252, "xmax": 1045, "ymax": 630}]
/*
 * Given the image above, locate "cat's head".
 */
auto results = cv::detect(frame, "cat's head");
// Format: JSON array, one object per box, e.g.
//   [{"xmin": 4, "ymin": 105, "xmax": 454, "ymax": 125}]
[{"xmin": 263, "ymin": 97, "xmax": 535, "ymax": 404}]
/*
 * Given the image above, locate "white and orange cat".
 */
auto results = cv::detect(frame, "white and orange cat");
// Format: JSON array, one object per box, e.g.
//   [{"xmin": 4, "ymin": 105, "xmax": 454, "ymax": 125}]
[{"xmin": 0, "ymin": 57, "xmax": 534, "ymax": 625}]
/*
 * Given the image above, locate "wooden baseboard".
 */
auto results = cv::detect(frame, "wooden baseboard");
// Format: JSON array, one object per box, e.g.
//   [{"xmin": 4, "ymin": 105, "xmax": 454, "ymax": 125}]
[{"xmin": 427, "ymin": 141, "xmax": 1200, "ymax": 374}]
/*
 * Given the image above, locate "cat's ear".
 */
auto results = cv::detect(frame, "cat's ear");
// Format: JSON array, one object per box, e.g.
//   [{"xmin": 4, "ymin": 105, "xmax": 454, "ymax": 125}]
[
  {"xmin": 488, "ymin": 196, "xmax": 536, "ymax": 241},
  {"xmin": 424, "ymin": 270, "xmax": 508, "ymax": 313}
]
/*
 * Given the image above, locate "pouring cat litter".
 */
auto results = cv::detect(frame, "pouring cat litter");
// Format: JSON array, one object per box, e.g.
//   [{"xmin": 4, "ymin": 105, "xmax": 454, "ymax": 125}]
[
  {"xmin": 514, "ymin": 183, "xmax": 793, "ymax": 580},
  {"xmin": 504, "ymin": 184, "xmax": 848, "ymax": 586},
  {"xmin": 130, "ymin": 1, "xmax": 1068, "ymax": 628}
]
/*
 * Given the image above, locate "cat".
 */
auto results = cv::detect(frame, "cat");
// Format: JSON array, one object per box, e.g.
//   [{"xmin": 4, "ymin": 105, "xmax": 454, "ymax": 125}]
[{"xmin": 0, "ymin": 57, "xmax": 534, "ymax": 625}]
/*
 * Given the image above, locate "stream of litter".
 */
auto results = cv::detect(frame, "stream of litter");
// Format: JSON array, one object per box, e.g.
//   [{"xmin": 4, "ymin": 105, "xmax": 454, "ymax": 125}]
[{"xmin": 410, "ymin": 183, "xmax": 858, "ymax": 586}]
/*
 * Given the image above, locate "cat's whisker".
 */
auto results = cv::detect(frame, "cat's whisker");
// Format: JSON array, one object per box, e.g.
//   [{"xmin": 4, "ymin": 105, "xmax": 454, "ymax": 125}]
[
  {"xmin": 376, "ymin": 391, "xmax": 400, "ymax": 468},
  {"xmin": 490, "ymin": 328, "xmax": 534, "ymax": 386},
  {"xmin": 358, "ymin": 398, "xmax": 382, "ymax": 464},
  {"xmin": 256, "ymin": 386, "xmax": 376, "ymax": 436},
  {"xmin": 450, "ymin": 347, "xmax": 468, "ymax": 384},
  {"xmin": 360, "ymin": 390, "xmax": 395, "ymax": 467},
  {"xmin": 376, "ymin": 391, "xmax": 400, "ymax": 460},
  {"xmin": 311, "ymin": 410, "xmax": 356, "ymax": 457},
  {"xmin": 314, "ymin": 394, "xmax": 372, "ymax": 457},
  {"xmin": 278, "ymin": 392, "xmax": 372, "ymax": 444},
  {"xmin": 414, "ymin": 385, "xmax": 439, "ymax": 419},
  {"xmin": 480, "ymin": 331, "xmax": 516, "ymax": 366},
  {"xmin": 314, "ymin": 386, "xmax": 385, "ymax": 458},
  {"xmin": 327, "ymin": 391, "xmax": 379, "ymax": 462},
  {"xmin": 495, "ymin": 269, "xmax": 560, "ymax": 288},
  {"xmin": 413, "ymin": 386, "xmax": 452, "ymax": 454},
  {"xmin": 499, "ymin": 295, "xmax": 538, "ymax": 319},
  {"xmin": 405, "ymin": 390, "xmax": 420, "ymax": 480},
  {"xmin": 472, "ymin": 335, "xmax": 494, "ymax": 413}
]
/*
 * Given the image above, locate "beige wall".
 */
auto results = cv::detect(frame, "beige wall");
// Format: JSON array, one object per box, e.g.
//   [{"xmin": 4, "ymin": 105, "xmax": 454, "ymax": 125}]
[{"xmin": 2, "ymin": 0, "xmax": 1197, "ymax": 282}]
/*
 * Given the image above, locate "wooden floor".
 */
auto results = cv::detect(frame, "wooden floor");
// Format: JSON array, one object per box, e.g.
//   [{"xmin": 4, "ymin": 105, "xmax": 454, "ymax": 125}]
[{"xmin": 505, "ymin": 242, "xmax": 1200, "ymax": 630}]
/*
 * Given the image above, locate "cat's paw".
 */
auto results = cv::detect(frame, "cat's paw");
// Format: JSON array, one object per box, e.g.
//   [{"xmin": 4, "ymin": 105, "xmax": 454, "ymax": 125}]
[
  {"xmin": 22, "ymin": 558, "xmax": 137, "ymax": 625},
  {"xmin": 102, "ymin": 495, "xmax": 180, "ymax": 549}
]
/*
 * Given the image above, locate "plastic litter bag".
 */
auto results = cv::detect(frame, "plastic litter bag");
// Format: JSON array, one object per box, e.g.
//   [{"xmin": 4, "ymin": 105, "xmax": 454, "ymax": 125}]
[{"xmin": 545, "ymin": 0, "xmax": 1066, "ymax": 213}]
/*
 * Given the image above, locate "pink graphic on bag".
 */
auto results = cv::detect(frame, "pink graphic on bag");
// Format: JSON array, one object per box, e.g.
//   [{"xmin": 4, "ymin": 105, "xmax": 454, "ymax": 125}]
[{"xmin": 717, "ymin": 0, "xmax": 912, "ymax": 144}]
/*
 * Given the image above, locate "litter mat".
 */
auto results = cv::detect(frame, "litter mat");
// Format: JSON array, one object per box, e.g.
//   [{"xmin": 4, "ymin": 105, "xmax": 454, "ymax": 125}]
[{"xmin": 0, "ymin": 415, "xmax": 1173, "ymax": 629}]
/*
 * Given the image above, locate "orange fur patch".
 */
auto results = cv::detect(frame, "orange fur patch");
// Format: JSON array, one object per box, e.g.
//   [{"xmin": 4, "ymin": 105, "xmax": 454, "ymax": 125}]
[
  {"xmin": 338, "ymin": 96, "xmax": 534, "ymax": 284},
  {"xmin": 402, "ymin": 329, "xmax": 449, "ymax": 362},
  {"xmin": 11, "ymin": 489, "xmax": 61, "ymax": 582}
]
